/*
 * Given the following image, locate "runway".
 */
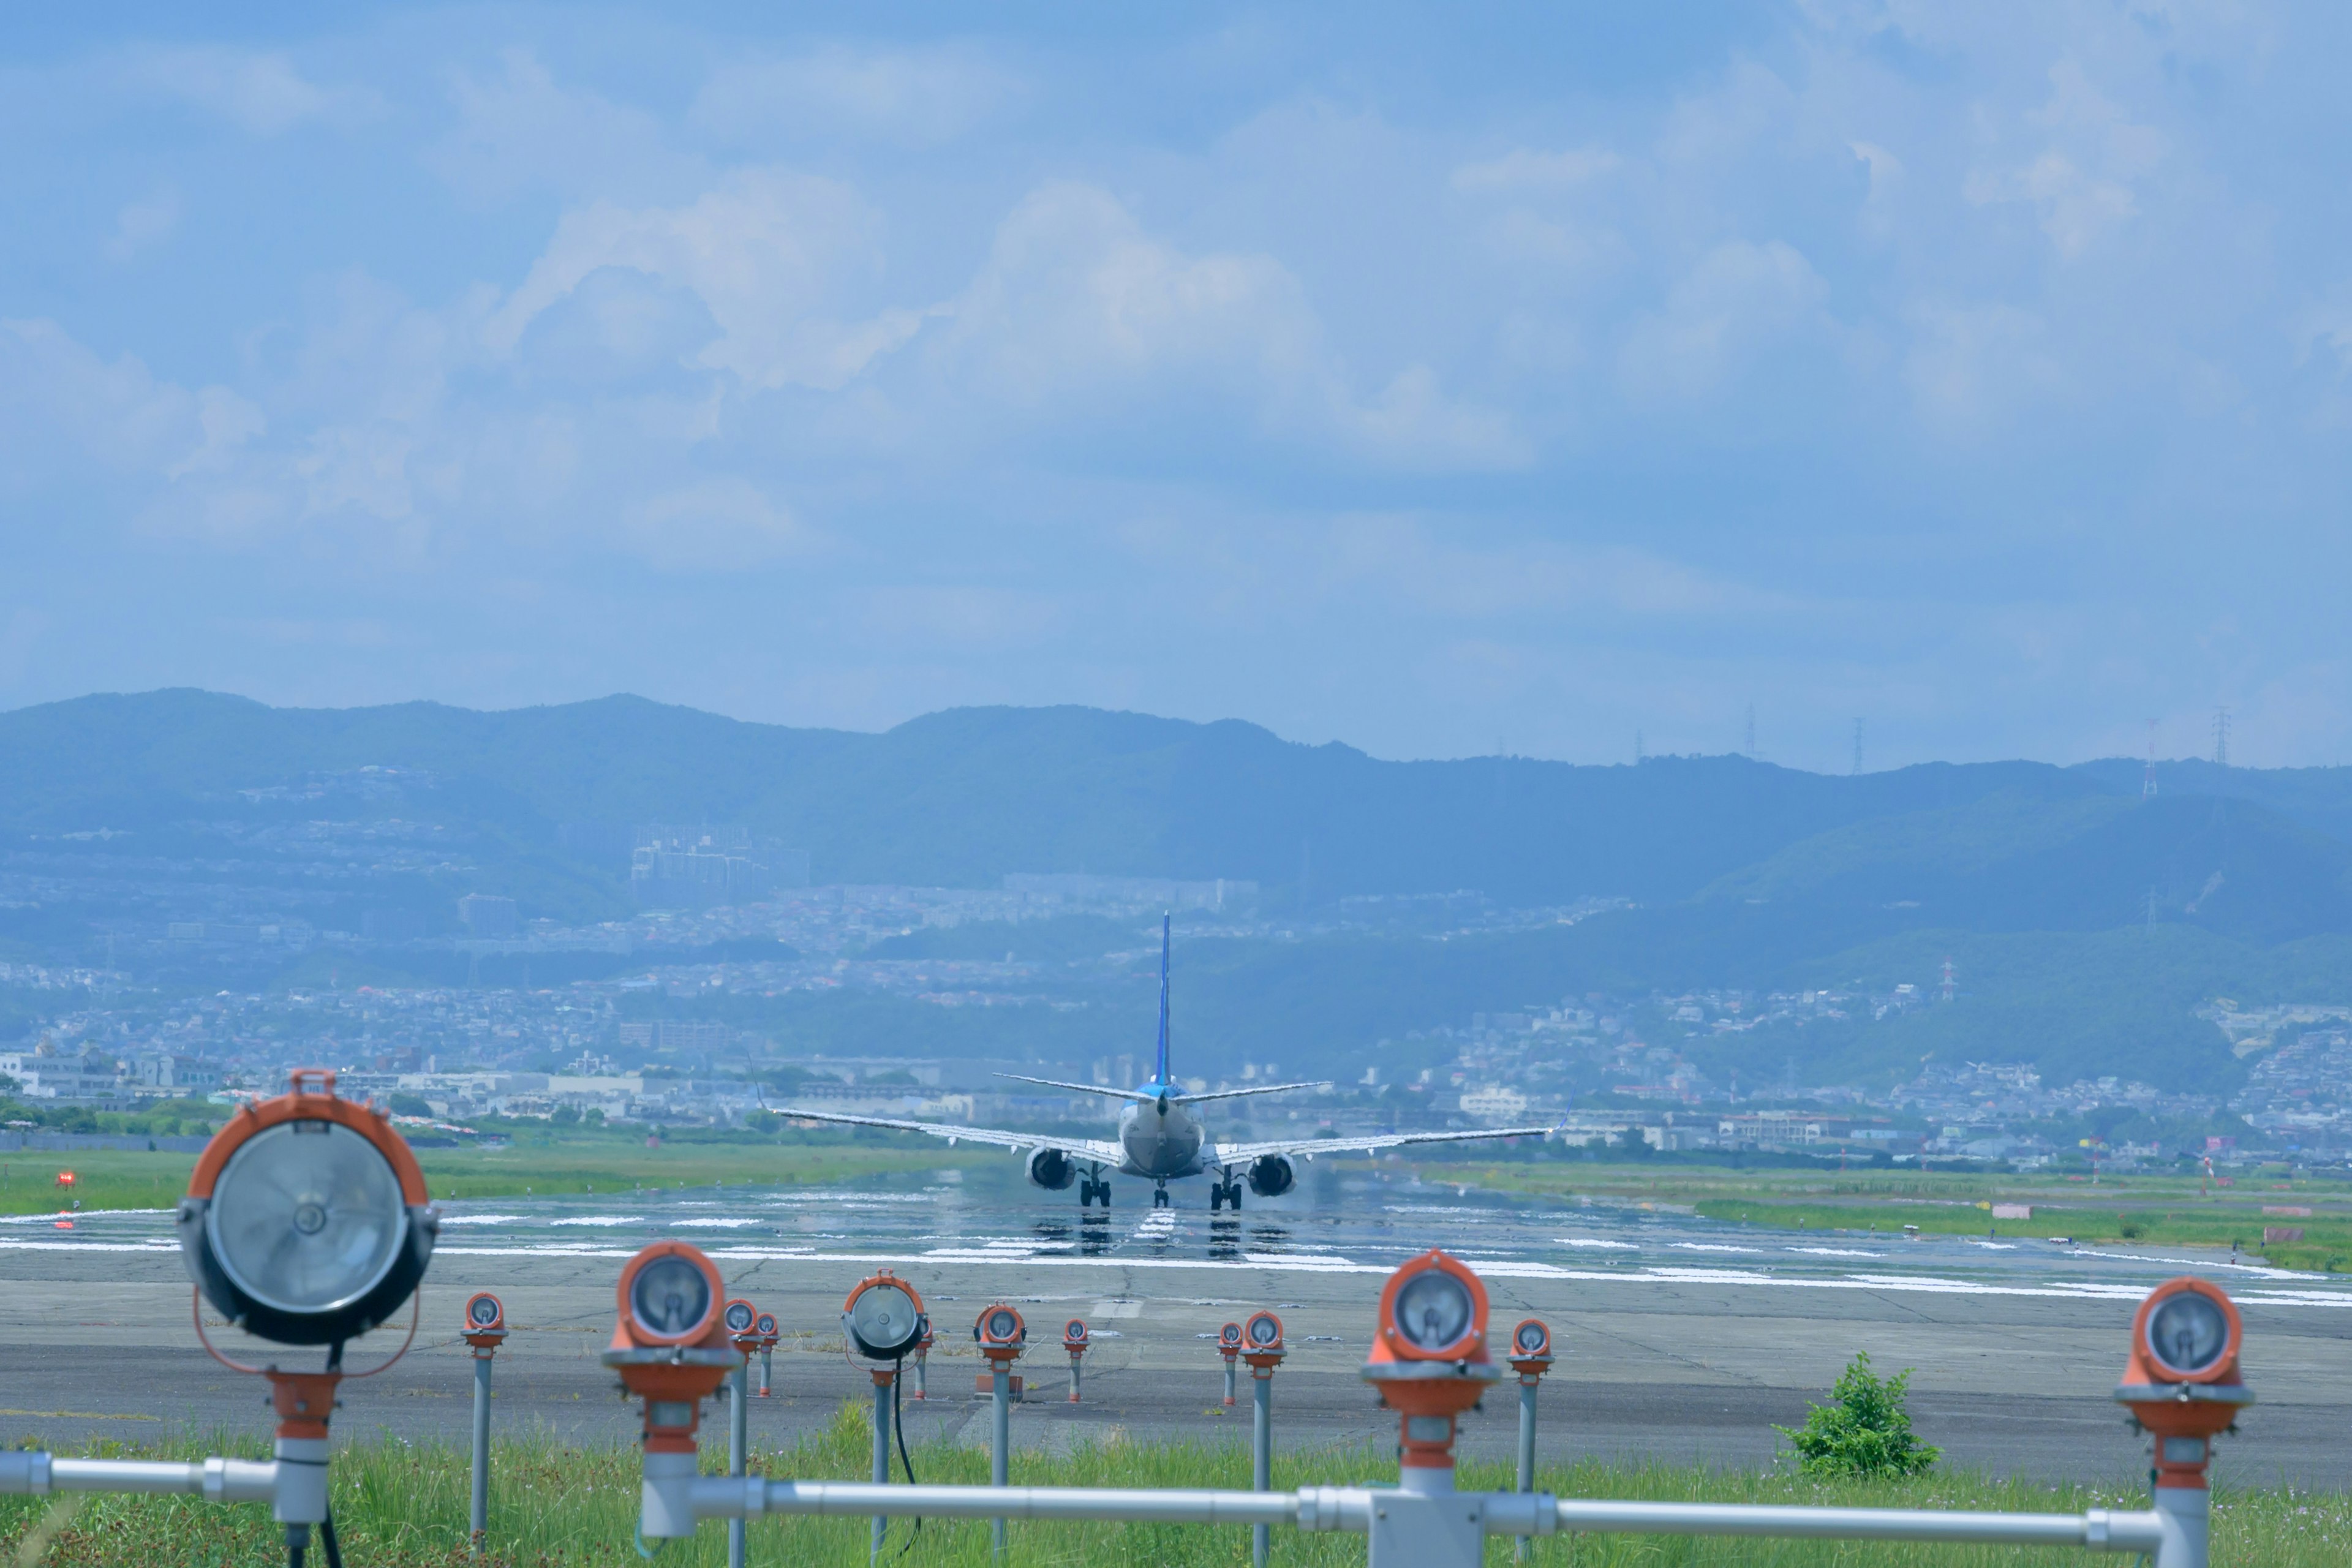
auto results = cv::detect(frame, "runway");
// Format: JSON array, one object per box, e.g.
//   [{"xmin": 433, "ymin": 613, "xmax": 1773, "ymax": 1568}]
[{"xmin": 2, "ymin": 1163, "xmax": 2345, "ymax": 1487}]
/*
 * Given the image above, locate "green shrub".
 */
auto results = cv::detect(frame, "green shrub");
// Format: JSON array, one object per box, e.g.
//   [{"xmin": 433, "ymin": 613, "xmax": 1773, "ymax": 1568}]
[{"xmin": 1776, "ymin": 1352, "xmax": 1940, "ymax": 1479}]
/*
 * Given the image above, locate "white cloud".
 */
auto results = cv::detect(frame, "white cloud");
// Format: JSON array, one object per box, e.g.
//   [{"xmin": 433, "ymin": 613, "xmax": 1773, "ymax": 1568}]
[
  {"xmin": 940, "ymin": 182, "xmax": 1524, "ymax": 467},
  {"xmin": 0, "ymin": 318, "xmax": 258, "ymax": 478},
  {"xmin": 1451, "ymin": 145, "xmax": 1620, "ymax": 193},
  {"xmin": 120, "ymin": 46, "xmax": 371, "ymax": 135},
  {"xmin": 488, "ymin": 169, "xmax": 921, "ymax": 391},
  {"xmin": 1618, "ymin": 240, "xmax": 1830, "ymax": 401},
  {"xmin": 432, "ymin": 50, "xmax": 702, "ymax": 203},
  {"xmin": 1964, "ymin": 62, "xmax": 2166, "ymax": 259},
  {"xmin": 105, "ymin": 190, "xmax": 183, "ymax": 262},
  {"xmin": 692, "ymin": 44, "xmax": 1023, "ymax": 146}
]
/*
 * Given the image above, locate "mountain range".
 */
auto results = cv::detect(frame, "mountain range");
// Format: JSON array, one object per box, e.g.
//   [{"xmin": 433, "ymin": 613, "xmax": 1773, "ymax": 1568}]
[{"xmin": 6, "ymin": 688, "xmax": 2351, "ymax": 1091}]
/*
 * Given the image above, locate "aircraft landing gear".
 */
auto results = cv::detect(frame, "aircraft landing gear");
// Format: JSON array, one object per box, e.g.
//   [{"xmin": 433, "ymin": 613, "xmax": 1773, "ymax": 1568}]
[
  {"xmin": 1208, "ymin": 1178, "xmax": 1243, "ymax": 1212},
  {"xmin": 1079, "ymin": 1170, "xmax": 1110, "ymax": 1208},
  {"xmin": 1152, "ymin": 1182, "xmax": 1170, "ymax": 1209}
]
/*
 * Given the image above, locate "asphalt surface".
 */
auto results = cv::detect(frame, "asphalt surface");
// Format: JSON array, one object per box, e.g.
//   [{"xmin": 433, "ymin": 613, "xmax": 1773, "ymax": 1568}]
[{"xmin": 2, "ymin": 1166, "xmax": 2345, "ymax": 1488}]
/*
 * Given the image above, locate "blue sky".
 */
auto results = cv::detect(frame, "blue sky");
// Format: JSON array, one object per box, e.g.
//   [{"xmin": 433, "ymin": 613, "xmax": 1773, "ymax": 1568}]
[{"xmin": 3, "ymin": 2, "xmax": 2348, "ymax": 771}]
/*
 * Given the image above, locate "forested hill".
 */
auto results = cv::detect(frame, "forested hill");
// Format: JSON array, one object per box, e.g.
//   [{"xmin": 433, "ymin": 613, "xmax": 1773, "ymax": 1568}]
[{"xmin": 8, "ymin": 688, "xmax": 2345, "ymax": 920}]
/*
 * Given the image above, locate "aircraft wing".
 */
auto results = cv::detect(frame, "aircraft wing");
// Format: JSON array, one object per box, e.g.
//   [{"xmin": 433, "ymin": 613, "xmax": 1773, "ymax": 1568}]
[
  {"xmin": 993, "ymin": 1072, "xmax": 1155, "ymax": 1102},
  {"xmin": 1215, "ymin": 1125, "xmax": 1557, "ymax": 1164},
  {"xmin": 774, "ymin": 1105, "xmax": 1124, "ymax": 1164},
  {"xmin": 1177, "ymin": 1080, "xmax": 1331, "ymax": 1104}
]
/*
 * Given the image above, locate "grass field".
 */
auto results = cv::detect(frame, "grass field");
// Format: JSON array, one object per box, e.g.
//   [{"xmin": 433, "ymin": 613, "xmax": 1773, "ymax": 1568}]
[
  {"xmin": 0, "ymin": 1406, "xmax": 2341, "ymax": 1566},
  {"xmin": 0, "ymin": 1136, "xmax": 988, "ymax": 1218},
  {"xmin": 1417, "ymin": 1157, "xmax": 2352, "ymax": 1271}
]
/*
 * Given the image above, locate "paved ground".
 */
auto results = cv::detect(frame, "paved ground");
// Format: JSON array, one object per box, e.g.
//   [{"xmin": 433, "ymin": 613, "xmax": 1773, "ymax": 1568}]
[{"xmin": 2, "ymin": 1237, "xmax": 2344, "ymax": 1488}]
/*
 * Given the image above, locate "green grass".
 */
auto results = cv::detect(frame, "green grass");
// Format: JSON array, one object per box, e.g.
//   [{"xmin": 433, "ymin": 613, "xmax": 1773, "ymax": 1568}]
[
  {"xmin": 1417, "ymin": 1158, "xmax": 2352, "ymax": 1271},
  {"xmin": 0, "ymin": 1137, "xmax": 981, "ymax": 1217},
  {"xmin": 1, "ymin": 1407, "xmax": 2343, "ymax": 1566}
]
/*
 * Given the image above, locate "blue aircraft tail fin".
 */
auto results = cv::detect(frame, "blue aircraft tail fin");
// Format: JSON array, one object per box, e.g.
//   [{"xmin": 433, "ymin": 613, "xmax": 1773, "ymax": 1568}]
[{"xmin": 1155, "ymin": 913, "xmax": 1170, "ymax": 1085}]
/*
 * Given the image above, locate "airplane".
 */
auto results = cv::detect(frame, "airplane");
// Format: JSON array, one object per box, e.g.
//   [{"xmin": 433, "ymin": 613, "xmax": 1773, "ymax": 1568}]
[{"xmin": 774, "ymin": 915, "xmax": 1559, "ymax": 1210}]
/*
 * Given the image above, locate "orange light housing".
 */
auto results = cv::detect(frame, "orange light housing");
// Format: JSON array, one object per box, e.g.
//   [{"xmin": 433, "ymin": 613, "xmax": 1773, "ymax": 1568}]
[
  {"xmin": 722, "ymin": 1297, "xmax": 759, "ymax": 1346},
  {"xmin": 462, "ymin": 1291, "xmax": 508, "ymax": 1351},
  {"xmin": 2115, "ymin": 1277, "xmax": 2253, "ymax": 1490},
  {"xmin": 973, "ymin": 1302, "xmax": 1027, "ymax": 1364},
  {"xmin": 602, "ymin": 1242, "xmax": 740, "ymax": 1455},
  {"xmin": 1218, "ymin": 1321, "xmax": 1243, "ymax": 1359},
  {"xmin": 178, "ymin": 1067, "xmax": 435, "ymax": 1348},
  {"xmin": 843, "ymin": 1271, "xmax": 928, "ymax": 1362},
  {"xmin": 1062, "ymin": 1317, "xmax": 1089, "ymax": 1355},
  {"xmin": 1242, "ymin": 1310, "xmax": 1286, "ymax": 1370},
  {"xmin": 1507, "ymin": 1317, "xmax": 1553, "ymax": 1377},
  {"xmin": 1362, "ymin": 1250, "xmax": 1501, "ymax": 1470}
]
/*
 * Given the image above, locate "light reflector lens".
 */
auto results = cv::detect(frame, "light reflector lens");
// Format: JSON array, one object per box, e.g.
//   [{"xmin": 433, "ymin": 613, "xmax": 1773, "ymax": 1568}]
[
  {"xmin": 1393, "ymin": 1269, "xmax": 1473, "ymax": 1352},
  {"xmin": 206, "ymin": 1119, "xmax": 407, "ymax": 1315},
  {"xmin": 469, "ymin": 1295, "xmax": 501, "ymax": 1328},
  {"xmin": 849, "ymin": 1284, "xmax": 921, "ymax": 1357},
  {"xmin": 1515, "ymin": 1321, "xmax": 1547, "ymax": 1355},
  {"xmin": 631, "ymin": 1256, "xmax": 713, "ymax": 1339},
  {"xmin": 2147, "ymin": 1292, "xmax": 2229, "ymax": 1375}
]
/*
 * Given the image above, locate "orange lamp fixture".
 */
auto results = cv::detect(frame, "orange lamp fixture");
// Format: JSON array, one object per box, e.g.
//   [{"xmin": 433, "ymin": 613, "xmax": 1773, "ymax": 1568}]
[
  {"xmin": 1242, "ymin": 1310, "xmax": 1285, "ymax": 1371},
  {"xmin": 2115, "ymin": 1277, "xmax": 2253, "ymax": 1490},
  {"xmin": 843, "ymin": 1272, "xmax": 929, "ymax": 1365},
  {"xmin": 1362, "ymin": 1249, "xmax": 1501, "ymax": 1471},
  {"xmin": 1507, "ymin": 1317, "xmax": 1554, "ymax": 1379},
  {"xmin": 178, "ymin": 1067, "xmax": 437, "ymax": 1348},
  {"xmin": 973, "ymin": 1302, "xmax": 1027, "ymax": 1363},
  {"xmin": 462, "ymin": 1291, "xmax": 508, "ymax": 1352},
  {"xmin": 601, "ymin": 1242, "xmax": 741, "ymax": 1455}
]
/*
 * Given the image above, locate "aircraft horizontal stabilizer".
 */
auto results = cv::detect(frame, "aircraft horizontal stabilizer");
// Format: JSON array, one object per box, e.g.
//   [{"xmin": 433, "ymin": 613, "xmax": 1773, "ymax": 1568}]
[
  {"xmin": 1177, "ymin": 1080, "xmax": 1331, "ymax": 1104},
  {"xmin": 993, "ymin": 1072, "xmax": 1157, "ymax": 1102}
]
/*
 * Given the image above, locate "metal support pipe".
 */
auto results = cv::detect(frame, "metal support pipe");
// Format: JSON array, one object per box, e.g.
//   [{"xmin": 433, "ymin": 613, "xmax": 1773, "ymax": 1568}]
[
  {"xmin": 0, "ymin": 1453, "xmax": 279, "ymax": 1503},
  {"xmin": 1513, "ymin": 1376, "xmax": 1537, "ymax": 1561},
  {"xmin": 910, "ymin": 1348, "xmax": 925, "ymax": 1401},
  {"xmin": 990, "ymin": 1362, "xmax": 1011, "ymax": 1558},
  {"xmin": 727, "ymin": 1363, "xmax": 750, "ymax": 1568},
  {"xmin": 1250, "ymin": 1373, "xmax": 1273, "ymax": 1568},
  {"xmin": 1548, "ymin": 1499, "xmax": 2169, "ymax": 1552},
  {"xmin": 1222, "ymin": 1357, "xmax": 1236, "ymax": 1408},
  {"xmin": 758, "ymin": 1348, "xmax": 773, "ymax": 1398},
  {"xmin": 470, "ymin": 1353, "xmax": 493, "ymax": 1553},
  {"xmin": 871, "ymin": 1376, "xmax": 892, "ymax": 1561}
]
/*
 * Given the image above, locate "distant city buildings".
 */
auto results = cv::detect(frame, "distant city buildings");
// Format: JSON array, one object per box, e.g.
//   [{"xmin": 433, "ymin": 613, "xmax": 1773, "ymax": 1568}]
[{"xmin": 458, "ymin": 894, "xmax": 519, "ymax": 938}]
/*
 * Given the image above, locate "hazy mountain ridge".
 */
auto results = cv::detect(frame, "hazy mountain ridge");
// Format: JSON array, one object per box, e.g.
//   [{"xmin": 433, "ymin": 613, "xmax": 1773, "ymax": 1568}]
[{"xmin": 8, "ymin": 689, "xmax": 2352, "ymax": 1093}]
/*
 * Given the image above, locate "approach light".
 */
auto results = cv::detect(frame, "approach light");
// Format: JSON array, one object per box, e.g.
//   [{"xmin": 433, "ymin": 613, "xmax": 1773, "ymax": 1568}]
[
  {"xmin": 844, "ymin": 1272, "xmax": 927, "ymax": 1362},
  {"xmin": 603, "ymin": 1243, "xmax": 742, "ymax": 1539},
  {"xmin": 1218, "ymin": 1322, "xmax": 1244, "ymax": 1354},
  {"xmin": 1508, "ymin": 1317, "xmax": 1554, "ymax": 1377},
  {"xmin": 1244, "ymin": 1311, "xmax": 1284, "ymax": 1355},
  {"xmin": 462, "ymin": 1291, "xmax": 508, "ymax": 1352},
  {"xmin": 754, "ymin": 1312, "xmax": 778, "ymax": 1341},
  {"xmin": 1061, "ymin": 1318, "xmax": 1089, "ymax": 1353},
  {"xmin": 1363, "ymin": 1250, "xmax": 1501, "ymax": 1483},
  {"xmin": 974, "ymin": 1303, "xmax": 1027, "ymax": 1357},
  {"xmin": 2116, "ymin": 1276, "xmax": 2253, "ymax": 1507},
  {"xmin": 178, "ymin": 1068, "xmax": 435, "ymax": 1347},
  {"xmin": 723, "ymin": 1297, "xmax": 758, "ymax": 1341}
]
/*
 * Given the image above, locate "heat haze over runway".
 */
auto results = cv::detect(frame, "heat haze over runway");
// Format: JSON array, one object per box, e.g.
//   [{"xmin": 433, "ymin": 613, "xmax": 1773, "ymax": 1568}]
[{"xmin": 4, "ymin": 1166, "xmax": 2346, "ymax": 1485}]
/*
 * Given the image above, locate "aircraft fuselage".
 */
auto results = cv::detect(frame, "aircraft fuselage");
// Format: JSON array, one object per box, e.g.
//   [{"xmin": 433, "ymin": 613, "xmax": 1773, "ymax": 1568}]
[{"xmin": 1115, "ymin": 1084, "xmax": 1209, "ymax": 1179}]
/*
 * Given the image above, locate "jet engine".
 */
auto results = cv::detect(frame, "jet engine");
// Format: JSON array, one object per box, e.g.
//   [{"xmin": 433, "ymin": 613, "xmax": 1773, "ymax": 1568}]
[
  {"xmin": 1244, "ymin": 1154, "xmax": 1295, "ymax": 1198},
  {"xmin": 1026, "ymin": 1147, "xmax": 1077, "ymax": 1191}
]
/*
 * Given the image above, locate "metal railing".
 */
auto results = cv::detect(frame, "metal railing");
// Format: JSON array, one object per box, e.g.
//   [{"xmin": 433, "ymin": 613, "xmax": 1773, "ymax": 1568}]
[{"xmin": 660, "ymin": 1476, "xmax": 2193, "ymax": 1566}]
